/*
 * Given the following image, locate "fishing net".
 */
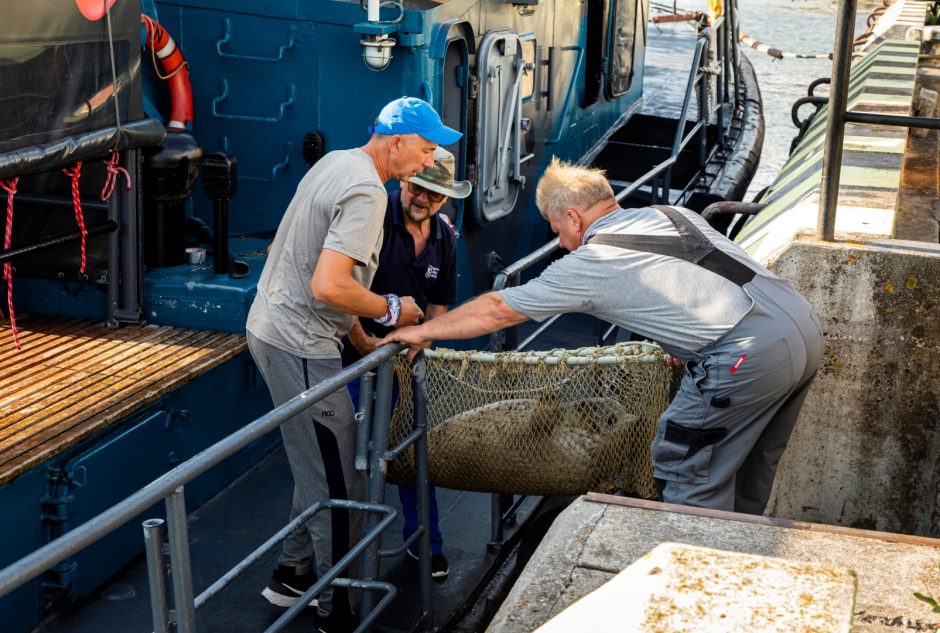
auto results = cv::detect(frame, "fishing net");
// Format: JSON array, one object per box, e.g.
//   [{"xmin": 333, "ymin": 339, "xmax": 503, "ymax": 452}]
[{"xmin": 387, "ymin": 343, "xmax": 673, "ymax": 498}]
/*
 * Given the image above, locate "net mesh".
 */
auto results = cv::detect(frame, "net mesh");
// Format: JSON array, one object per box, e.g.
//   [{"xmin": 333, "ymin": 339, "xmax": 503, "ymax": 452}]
[{"xmin": 388, "ymin": 343, "xmax": 673, "ymax": 498}]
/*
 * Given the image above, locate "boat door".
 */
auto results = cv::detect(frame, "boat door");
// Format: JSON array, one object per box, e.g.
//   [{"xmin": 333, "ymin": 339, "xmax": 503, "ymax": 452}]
[
  {"xmin": 474, "ymin": 29, "xmax": 528, "ymax": 224},
  {"xmin": 436, "ymin": 24, "xmax": 472, "ymax": 227}
]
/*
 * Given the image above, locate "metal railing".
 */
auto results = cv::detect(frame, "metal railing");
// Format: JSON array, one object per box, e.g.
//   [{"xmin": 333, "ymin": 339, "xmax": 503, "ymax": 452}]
[
  {"xmin": 818, "ymin": 0, "xmax": 940, "ymax": 240},
  {"xmin": 616, "ymin": 11, "xmax": 740, "ymax": 208},
  {"xmin": 0, "ymin": 342, "xmax": 434, "ymax": 633}
]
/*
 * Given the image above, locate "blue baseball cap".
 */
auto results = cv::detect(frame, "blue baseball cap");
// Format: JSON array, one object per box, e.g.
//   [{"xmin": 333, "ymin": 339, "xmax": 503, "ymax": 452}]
[{"xmin": 368, "ymin": 97, "xmax": 462, "ymax": 146}]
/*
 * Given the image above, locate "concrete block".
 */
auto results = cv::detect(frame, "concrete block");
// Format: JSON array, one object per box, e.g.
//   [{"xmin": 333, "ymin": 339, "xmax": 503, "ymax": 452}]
[
  {"xmin": 536, "ymin": 542, "xmax": 857, "ymax": 633},
  {"xmin": 906, "ymin": 26, "xmax": 924, "ymax": 42},
  {"xmin": 924, "ymin": 26, "xmax": 940, "ymax": 42},
  {"xmin": 766, "ymin": 238, "xmax": 940, "ymax": 536},
  {"xmin": 486, "ymin": 500, "xmax": 606, "ymax": 633}
]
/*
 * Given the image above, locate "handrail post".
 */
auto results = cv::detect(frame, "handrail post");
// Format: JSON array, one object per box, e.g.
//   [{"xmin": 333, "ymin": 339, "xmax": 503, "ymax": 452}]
[
  {"xmin": 360, "ymin": 359, "xmax": 395, "ymax": 624},
  {"xmin": 355, "ymin": 371, "xmax": 376, "ymax": 471},
  {"xmin": 143, "ymin": 518, "xmax": 171, "ymax": 633},
  {"xmin": 818, "ymin": 0, "xmax": 857, "ymax": 241},
  {"xmin": 727, "ymin": 0, "xmax": 742, "ymax": 108},
  {"xmin": 166, "ymin": 486, "xmax": 197, "ymax": 633},
  {"xmin": 411, "ymin": 354, "xmax": 433, "ymax": 628}
]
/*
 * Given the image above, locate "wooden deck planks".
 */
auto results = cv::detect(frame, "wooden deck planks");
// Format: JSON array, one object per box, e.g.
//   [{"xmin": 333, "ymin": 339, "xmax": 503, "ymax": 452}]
[{"xmin": 0, "ymin": 317, "xmax": 247, "ymax": 485}]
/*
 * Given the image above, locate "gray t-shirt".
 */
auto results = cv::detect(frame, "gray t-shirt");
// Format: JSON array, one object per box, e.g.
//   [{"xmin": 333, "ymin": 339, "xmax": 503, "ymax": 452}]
[
  {"xmin": 500, "ymin": 206, "xmax": 770, "ymax": 354},
  {"xmin": 247, "ymin": 148, "xmax": 387, "ymax": 358}
]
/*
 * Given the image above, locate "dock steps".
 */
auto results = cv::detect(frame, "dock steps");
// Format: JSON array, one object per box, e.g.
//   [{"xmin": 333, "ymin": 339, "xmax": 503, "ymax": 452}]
[{"xmin": 0, "ymin": 316, "xmax": 245, "ymax": 485}]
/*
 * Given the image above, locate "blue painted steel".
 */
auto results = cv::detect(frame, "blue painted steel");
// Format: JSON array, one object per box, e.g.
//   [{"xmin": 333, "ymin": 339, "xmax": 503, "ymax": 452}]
[
  {"xmin": 144, "ymin": 0, "xmax": 649, "ymax": 303},
  {"xmin": 0, "ymin": 468, "xmax": 45, "ymax": 633},
  {"xmin": 11, "ymin": 238, "xmax": 267, "ymax": 330}
]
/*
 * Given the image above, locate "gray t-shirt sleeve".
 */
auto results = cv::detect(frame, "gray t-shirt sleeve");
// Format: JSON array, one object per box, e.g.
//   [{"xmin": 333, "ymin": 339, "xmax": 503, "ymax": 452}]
[
  {"xmin": 322, "ymin": 184, "xmax": 388, "ymax": 265},
  {"xmin": 499, "ymin": 253, "xmax": 594, "ymax": 322}
]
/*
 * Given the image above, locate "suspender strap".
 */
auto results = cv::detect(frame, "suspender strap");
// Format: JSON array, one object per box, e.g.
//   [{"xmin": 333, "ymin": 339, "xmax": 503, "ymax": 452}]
[{"xmin": 586, "ymin": 205, "xmax": 757, "ymax": 287}]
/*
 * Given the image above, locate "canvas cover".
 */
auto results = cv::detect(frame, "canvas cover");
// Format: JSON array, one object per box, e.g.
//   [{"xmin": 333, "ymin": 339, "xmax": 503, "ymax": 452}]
[{"xmin": 0, "ymin": 0, "xmax": 163, "ymax": 178}]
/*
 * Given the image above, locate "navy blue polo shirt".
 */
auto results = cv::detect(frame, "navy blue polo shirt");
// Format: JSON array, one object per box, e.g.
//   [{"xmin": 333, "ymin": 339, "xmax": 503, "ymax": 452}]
[{"xmin": 341, "ymin": 190, "xmax": 458, "ymax": 365}]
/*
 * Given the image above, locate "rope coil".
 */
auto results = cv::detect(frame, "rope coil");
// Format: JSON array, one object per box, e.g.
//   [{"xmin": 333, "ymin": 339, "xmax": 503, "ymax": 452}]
[
  {"xmin": 1, "ymin": 178, "xmax": 20, "ymax": 349},
  {"xmin": 100, "ymin": 151, "xmax": 131, "ymax": 201}
]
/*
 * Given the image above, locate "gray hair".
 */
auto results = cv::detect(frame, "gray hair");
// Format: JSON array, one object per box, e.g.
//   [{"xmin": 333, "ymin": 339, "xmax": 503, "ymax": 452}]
[{"xmin": 535, "ymin": 157, "xmax": 615, "ymax": 220}]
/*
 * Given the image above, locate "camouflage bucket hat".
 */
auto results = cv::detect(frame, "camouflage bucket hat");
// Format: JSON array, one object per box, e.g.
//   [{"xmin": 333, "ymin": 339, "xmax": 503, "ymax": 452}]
[{"xmin": 408, "ymin": 146, "xmax": 472, "ymax": 199}]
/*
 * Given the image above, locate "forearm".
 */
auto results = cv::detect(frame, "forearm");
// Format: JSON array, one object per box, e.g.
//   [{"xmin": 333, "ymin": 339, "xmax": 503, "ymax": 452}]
[
  {"xmin": 330, "ymin": 282, "xmax": 387, "ymax": 319},
  {"xmin": 347, "ymin": 319, "xmax": 380, "ymax": 355},
  {"xmin": 412, "ymin": 293, "xmax": 525, "ymax": 341}
]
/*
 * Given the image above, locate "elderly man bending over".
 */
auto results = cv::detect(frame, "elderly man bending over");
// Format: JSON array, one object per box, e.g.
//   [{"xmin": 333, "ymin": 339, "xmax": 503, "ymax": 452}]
[{"xmin": 383, "ymin": 158, "xmax": 823, "ymax": 517}]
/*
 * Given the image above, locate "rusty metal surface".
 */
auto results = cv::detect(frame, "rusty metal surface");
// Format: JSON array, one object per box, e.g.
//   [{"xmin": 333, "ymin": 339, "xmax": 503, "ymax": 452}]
[{"xmin": 0, "ymin": 317, "xmax": 246, "ymax": 485}]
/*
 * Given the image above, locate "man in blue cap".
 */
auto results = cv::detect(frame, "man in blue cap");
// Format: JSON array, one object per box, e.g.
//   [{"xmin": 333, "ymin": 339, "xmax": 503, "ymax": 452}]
[{"xmin": 247, "ymin": 97, "xmax": 461, "ymax": 633}]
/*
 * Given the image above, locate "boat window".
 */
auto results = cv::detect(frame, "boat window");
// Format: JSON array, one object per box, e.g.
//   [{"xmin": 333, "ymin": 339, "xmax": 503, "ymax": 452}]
[
  {"xmin": 582, "ymin": 0, "xmax": 608, "ymax": 107},
  {"xmin": 520, "ymin": 34, "xmax": 537, "ymax": 103},
  {"xmin": 608, "ymin": 0, "xmax": 639, "ymax": 99}
]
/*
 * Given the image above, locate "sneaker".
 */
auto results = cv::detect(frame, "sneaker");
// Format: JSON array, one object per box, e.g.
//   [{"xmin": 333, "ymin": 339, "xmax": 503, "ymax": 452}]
[
  {"xmin": 261, "ymin": 564, "xmax": 318, "ymax": 608},
  {"xmin": 406, "ymin": 549, "xmax": 449, "ymax": 579},
  {"xmin": 316, "ymin": 609, "xmax": 358, "ymax": 633}
]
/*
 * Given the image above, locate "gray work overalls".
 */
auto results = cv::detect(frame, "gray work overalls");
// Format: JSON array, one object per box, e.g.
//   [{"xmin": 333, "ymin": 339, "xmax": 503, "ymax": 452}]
[{"xmin": 589, "ymin": 206, "xmax": 824, "ymax": 514}]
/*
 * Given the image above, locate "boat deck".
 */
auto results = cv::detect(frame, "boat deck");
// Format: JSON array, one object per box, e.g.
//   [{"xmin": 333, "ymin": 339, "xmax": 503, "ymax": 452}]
[{"xmin": 0, "ymin": 317, "xmax": 246, "ymax": 485}]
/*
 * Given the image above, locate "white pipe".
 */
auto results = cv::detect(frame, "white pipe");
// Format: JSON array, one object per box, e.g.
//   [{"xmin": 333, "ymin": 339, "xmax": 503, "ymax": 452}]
[{"xmin": 368, "ymin": 0, "xmax": 380, "ymax": 22}]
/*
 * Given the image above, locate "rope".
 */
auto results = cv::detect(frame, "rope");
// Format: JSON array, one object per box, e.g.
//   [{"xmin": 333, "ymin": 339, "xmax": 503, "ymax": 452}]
[
  {"xmin": 142, "ymin": 14, "xmax": 189, "ymax": 81},
  {"xmin": 62, "ymin": 163, "xmax": 88, "ymax": 274},
  {"xmin": 1, "ymin": 178, "xmax": 20, "ymax": 349},
  {"xmin": 100, "ymin": 151, "xmax": 131, "ymax": 201},
  {"xmin": 739, "ymin": 33, "xmax": 833, "ymax": 60},
  {"xmin": 104, "ymin": 1, "xmax": 123, "ymax": 141}
]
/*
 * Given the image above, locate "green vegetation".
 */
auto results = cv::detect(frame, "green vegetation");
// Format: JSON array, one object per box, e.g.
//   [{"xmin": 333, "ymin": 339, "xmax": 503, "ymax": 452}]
[
  {"xmin": 914, "ymin": 564, "xmax": 940, "ymax": 612},
  {"xmin": 928, "ymin": 2, "xmax": 940, "ymax": 26}
]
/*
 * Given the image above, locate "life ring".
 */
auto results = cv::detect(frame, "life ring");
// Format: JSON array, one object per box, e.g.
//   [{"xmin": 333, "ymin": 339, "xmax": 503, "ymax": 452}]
[{"xmin": 141, "ymin": 15, "xmax": 194, "ymax": 130}]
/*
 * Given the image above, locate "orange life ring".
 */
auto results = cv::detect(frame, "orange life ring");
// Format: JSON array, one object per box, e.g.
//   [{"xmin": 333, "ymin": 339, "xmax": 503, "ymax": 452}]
[{"xmin": 141, "ymin": 15, "xmax": 194, "ymax": 130}]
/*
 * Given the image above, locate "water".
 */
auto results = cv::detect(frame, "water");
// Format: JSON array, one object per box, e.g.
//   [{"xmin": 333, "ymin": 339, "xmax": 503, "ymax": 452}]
[{"xmin": 727, "ymin": 0, "xmax": 880, "ymax": 200}]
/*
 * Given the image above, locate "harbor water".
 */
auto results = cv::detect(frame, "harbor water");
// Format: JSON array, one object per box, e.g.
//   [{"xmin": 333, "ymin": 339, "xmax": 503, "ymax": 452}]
[{"xmin": 732, "ymin": 0, "xmax": 880, "ymax": 200}]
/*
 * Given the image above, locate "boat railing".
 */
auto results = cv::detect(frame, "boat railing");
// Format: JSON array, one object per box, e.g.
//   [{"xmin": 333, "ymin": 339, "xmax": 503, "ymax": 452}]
[
  {"xmin": 0, "ymin": 342, "xmax": 435, "ymax": 633},
  {"xmin": 488, "ymin": 16, "xmax": 741, "ymax": 354},
  {"xmin": 622, "ymin": 16, "xmax": 737, "ymax": 207}
]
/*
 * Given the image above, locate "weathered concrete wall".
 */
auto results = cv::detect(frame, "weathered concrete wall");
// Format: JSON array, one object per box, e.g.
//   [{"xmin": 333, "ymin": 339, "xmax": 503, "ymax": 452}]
[{"xmin": 766, "ymin": 235, "xmax": 940, "ymax": 536}]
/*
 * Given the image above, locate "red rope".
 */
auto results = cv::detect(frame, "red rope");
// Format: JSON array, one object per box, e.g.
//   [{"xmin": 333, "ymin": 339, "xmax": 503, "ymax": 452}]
[
  {"xmin": 100, "ymin": 151, "xmax": 131, "ymax": 201},
  {"xmin": 62, "ymin": 162, "xmax": 87, "ymax": 274},
  {"xmin": 1, "ymin": 177, "xmax": 20, "ymax": 350}
]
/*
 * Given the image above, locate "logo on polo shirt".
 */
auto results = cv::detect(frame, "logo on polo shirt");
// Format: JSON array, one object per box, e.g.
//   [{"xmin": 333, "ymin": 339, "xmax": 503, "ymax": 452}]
[{"xmin": 425, "ymin": 265, "xmax": 439, "ymax": 280}]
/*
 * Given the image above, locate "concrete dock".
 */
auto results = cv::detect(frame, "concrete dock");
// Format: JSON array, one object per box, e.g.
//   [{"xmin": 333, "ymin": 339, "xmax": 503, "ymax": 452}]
[{"xmin": 490, "ymin": 494, "xmax": 940, "ymax": 632}]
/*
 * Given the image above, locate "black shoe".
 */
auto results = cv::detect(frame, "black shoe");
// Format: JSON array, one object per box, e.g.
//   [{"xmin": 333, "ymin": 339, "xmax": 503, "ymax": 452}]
[
  {"xmin": 261, "ymin": 564, "xmax": 318, "ymax": 608},
  {"xmin": 316, "ymin": 609, "xmax": 358, "ymax": 633},
  {"xmin": 406, "ymin": 549, "xmax": 449, "ymax": 579}
]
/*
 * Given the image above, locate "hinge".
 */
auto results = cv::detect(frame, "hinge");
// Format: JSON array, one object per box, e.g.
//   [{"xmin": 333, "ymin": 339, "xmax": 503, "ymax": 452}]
[{"xmin": 468, "ymin": 75, "xmax": 480, "ymax": 101}]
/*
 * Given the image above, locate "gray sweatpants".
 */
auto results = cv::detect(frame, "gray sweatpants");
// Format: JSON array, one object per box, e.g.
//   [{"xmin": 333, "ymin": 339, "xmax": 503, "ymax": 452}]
[
  {"xmin": 247, "ymin": 333, "xmax": 365, "ymax": 614},
  {"xmin": 652, "ymin": 275, "xmax": 824, "ymax": 514}
]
